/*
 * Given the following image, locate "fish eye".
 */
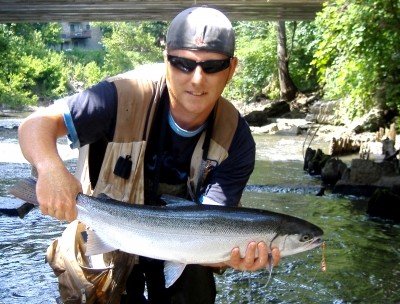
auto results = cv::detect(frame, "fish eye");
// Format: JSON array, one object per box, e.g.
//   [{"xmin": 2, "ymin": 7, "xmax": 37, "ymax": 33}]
[{"xmin": 300, "ymin": 234, "xmax": 311, "ymax": 242}]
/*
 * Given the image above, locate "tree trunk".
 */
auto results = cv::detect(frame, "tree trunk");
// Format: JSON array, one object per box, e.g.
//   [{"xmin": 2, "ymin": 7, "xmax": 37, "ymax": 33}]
[{"xmin": 277, "ymin": 21, "xmax": 298, "ymax": 101}]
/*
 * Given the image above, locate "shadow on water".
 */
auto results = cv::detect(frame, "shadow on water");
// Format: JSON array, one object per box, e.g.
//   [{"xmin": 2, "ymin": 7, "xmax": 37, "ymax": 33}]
[{"xmin": 1, "ymin": 118, "xmax": 400, "ymax": 303}]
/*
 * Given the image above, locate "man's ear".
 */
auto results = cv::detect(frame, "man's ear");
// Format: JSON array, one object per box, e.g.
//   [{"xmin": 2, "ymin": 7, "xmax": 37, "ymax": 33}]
[
  {"xmin": 227, "ymin": 57, "xmax": 238, "ymax": 81},
  {"xmin": 163, "ymin": 50, "xmax": 168, "ymax": 63}
]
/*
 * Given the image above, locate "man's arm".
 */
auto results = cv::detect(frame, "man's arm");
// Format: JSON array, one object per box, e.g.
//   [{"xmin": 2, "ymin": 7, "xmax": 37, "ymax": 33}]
[{"xmin": 18, "ymin": 104, "xmax": 82, "ymax": 221}]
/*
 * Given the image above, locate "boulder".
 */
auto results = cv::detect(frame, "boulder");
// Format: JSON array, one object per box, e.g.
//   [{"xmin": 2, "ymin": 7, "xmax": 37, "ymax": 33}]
[
  {"xmin": 304, "ymin": 147, "xmax": 330, "ymax": 176},
  {"xmin": 333, "ymin": 159, "xmax": 400, "ymax": 196},
  {"xmin": 244, "ymin": 110, "xmax": 270, "ymax": 127},
  {"xmin": 321, "ymin": 158, "xmax": 348, "ymax": 186},
  {"xmin": 244, "ymin": 101, "xmax": 290, "ymax": 127},
  {"xmin": 305, "ymin": 100, "xmax": 339, "ymax": 124},
  {"xmin": 263, "ymin": 100, "xmax": 290, "ymax": 118}
]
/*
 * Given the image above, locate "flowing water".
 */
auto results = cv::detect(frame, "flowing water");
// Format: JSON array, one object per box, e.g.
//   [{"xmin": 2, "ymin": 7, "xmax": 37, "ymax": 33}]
[{"xmin": 0, "ymin": 117, "xmax": 399, "ymax": 304}]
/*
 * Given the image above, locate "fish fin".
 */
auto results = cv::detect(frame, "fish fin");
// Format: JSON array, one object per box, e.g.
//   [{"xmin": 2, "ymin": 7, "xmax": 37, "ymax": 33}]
[
  {"xmin": 164, "ymin": 261, "xmax": 187, "ymax": 288},
  {"xmin": 17, "ymin": 203, "xmax": 35, "ymax": 219},
  {"xmin": 8, "ymin": 177, "xmax": 39, "ymax": 206},
  {"xmin": 85, "ymin": 229, "xmax": 117, "ymax": 256},
  {"xmin": 160, "ymin": 195, "xmax": 197, "ymax": 208}
]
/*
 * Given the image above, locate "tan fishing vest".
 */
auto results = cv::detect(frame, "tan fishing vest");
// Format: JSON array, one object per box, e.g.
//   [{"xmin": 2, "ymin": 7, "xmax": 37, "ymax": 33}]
[{"xmin": 75, "ymin": 75, "xmax": 239, "ymax": 204}]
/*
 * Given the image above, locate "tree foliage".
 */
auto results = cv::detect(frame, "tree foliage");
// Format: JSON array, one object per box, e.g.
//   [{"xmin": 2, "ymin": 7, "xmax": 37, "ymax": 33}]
[
  {"xmin": 225, "ymin": 21, "xmax": 318, "ymax": 102},
  {"xmin": 97, "ymin": 21, "xmax": 166, "ymax": 75},
  {"xmin": 313, "ymin": 0, "xmax": 400, "ymax": 118},
  {"xmin": 63, "ymin": 48, "xmax": 107, "ymax": 88},
  {"xmin": 225, "ymin": 22, "xmax": 278, "ymax": 102},
  {"xmin": 0, "ymin": 23, "xmax": 66, "ymax": 108},
  {"xmin": 0, "ymin": 21, "xmax": 166, "ymax": 108}
]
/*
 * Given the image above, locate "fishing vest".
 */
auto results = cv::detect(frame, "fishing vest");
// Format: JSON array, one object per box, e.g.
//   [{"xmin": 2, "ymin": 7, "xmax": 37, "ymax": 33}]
[{"xmin": 74, "ymin": 75, "xmax": 240, "ymax": 204}]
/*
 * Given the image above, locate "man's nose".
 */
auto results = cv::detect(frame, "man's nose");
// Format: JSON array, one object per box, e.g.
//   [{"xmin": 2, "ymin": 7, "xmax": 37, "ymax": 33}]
[{"xmin": 191, "ymin": 65, "xmax": 206, "ymax": 83}]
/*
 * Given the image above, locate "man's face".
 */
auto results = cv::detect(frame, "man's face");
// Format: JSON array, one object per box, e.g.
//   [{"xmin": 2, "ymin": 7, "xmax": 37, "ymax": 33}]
[{"xmin": 164, "ymin": 49, "xmax": 237, "ymax": 129}]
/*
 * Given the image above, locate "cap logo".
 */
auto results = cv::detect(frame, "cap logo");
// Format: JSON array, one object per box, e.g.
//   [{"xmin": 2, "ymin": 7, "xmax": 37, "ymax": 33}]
[{"xmin": 194, "ymin": 36, "xmax": 207, "ymax": 47}]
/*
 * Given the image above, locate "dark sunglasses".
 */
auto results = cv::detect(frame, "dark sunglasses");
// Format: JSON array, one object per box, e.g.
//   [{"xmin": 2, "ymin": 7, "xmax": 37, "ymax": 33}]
[{"xmin": 167, "ymin": 54, "xmax": 232, "ymax": 74}]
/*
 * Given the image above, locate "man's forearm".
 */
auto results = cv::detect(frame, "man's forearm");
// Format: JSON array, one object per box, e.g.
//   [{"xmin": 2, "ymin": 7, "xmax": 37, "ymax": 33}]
[{"xmin": 19, "ymin": 106, "xmax": 68, "ymax": 171}]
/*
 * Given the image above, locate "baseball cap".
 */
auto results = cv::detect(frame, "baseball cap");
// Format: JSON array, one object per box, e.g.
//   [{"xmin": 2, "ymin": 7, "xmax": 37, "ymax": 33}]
[{"xmin": 166, "ymin": 6, "xmax": 235, "ymax": 57}]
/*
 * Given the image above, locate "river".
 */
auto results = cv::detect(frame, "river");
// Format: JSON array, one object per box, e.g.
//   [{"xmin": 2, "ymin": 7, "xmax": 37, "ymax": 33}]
[{"xmin": 0, "ymin": 116, "xmax": 399, "ymax": 304}]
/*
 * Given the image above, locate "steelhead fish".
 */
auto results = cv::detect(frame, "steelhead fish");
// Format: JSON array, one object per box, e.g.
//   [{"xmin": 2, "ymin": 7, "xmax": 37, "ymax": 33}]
[{"xmin": 9, "ymin": 177, "xmax": 324, "ymax": 287}]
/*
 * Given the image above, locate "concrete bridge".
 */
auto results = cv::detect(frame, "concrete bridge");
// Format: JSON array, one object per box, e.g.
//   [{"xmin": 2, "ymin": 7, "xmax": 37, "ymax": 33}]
[{"xmin": 0, "ymin": 0, "xmax": 325, "ymax": 22}]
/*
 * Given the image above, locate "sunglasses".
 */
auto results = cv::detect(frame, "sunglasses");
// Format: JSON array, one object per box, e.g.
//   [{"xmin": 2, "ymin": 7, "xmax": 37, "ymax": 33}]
[{"xmin": 167, "ymin": 54, "xmax": 232, "ymax": 74}]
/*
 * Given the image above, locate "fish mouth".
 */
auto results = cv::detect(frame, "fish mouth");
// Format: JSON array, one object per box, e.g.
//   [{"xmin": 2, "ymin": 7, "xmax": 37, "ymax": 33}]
[{"xmin": 309, "ymin": 237, "xmax": 324, "ymax": 248}]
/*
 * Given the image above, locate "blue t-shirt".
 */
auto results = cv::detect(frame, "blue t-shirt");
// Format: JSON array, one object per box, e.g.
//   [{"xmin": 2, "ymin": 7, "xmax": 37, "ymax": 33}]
[{"xmin": 59, "ymin": 80, "xmax": 255, "ymax": 206}]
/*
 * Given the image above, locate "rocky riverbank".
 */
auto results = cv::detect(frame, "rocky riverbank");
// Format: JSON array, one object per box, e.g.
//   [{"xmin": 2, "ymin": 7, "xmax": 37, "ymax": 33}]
[
  {"xmin": 233, "ymin": 95, "xmax": 399, "ymax": 153},
  {"xmin": 234, "ymin": 95, "xmax": 400, "ymax": 222}
]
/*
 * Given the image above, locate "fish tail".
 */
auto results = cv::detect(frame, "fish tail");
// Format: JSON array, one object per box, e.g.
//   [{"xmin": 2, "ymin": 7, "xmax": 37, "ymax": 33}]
[{"xmin": 8, "ymin": 177, "xmax": 39, "ymax": 206}]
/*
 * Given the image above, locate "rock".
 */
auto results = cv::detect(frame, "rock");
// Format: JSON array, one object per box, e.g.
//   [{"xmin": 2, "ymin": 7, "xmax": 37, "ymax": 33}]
[
  {"xmin": 244, "ymin": 101, "xmax": 290, "ymax": 127},
  {"xmin": 382, "ymin": 138, "xmax": 399, "ymax": 161},
  {"xmin": 244, "ymin": 110, "xmax": 270, "ymax": 127},
  {"xmin": 350, "ymin": 159, "xmax": 397, "ymax": 183},
  {"xmin": 305, "ymin": 100, "xmax": 340, "ymax": 124},
  {"xmin": 329, "ymin": 136, "xmax": 361, "ymax": 156},
  {"xmin": 250, "ymin": 119, "xmax": 309, "ymax": 135},
  {"xmin": 250, "ymin": 123, "xmax": 279, "ymax": 134},
  {"xmin": 304, "ymin": 147, "xmax": 330, "ymax": 176},
  {"xmin": 333, "ymin": 159, "xmax": 400, "ymax": 196},
  {"xmin": 276, "ymin": 125, "xmax": 301, "ymax": 136},
  {"xmin": 263, "ymin": 101, "xmax": 290, "ymax": 118},
  {"xmin": 321, "ymin": 158, "xmax": 348, "ymax": 186},
  {"xmin": 361, "ymin": 108, "xmax": 387, "ymax": 132}
]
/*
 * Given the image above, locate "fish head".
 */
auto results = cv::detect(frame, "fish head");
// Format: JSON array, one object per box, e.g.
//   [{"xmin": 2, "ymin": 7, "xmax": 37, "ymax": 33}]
[{"xmin": 270, "ymin": 218, "xmax": 324, "ymax": 257}]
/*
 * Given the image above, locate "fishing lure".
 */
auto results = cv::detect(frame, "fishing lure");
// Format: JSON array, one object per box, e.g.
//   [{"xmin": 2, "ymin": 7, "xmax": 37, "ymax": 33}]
[{"xmin": 321, "ymin": 241, "xmax": 327, "ymax": 272}]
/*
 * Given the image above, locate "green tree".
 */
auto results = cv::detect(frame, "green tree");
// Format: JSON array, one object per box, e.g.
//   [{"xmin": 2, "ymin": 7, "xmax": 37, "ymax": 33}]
[
  {"xmin": 63, "ymin": 48, "xmax": 107, "ymax": 89},
  {"xmin": 277, "ymin": 21, "xmax": 298, "ymax": 101},
  {"xmin": 0, "ymin": 23, "xmax": 67, "ymax": 108},
  {"xmin": 225, "ymin": 21, "xmax": 318, "ymax": 103},
  {"xmin": 225, "ymin": 21, "xmax": 278, "ymax": 102},
  {"xmin": 98, "ymin": 21, "xmax": 166, "ymax": 75},
  {"xmin": 313, "ymin": 0, "xmax": 400, "ymax": 120},
  {"xmin": 286, "ymin": 21, "xmax": 319, "ymax": 93}
]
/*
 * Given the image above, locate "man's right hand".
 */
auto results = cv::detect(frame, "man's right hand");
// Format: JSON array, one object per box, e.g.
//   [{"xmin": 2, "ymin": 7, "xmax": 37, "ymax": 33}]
[{"xmin": 36, "ymin": 163, "xmax": 82, "ymax": 222}]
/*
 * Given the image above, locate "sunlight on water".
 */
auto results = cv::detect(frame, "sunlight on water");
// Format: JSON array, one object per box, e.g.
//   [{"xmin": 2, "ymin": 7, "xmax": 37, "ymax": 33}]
[{"xmin": 253, "ymin": 133, "xmax": 330, "ymax": 162}]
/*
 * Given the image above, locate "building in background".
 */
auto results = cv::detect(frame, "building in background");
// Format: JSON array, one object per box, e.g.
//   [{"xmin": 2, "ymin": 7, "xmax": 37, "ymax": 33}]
[{"xmin": 60, "ymin": 22, "xmax": 103, "ymax": 50}]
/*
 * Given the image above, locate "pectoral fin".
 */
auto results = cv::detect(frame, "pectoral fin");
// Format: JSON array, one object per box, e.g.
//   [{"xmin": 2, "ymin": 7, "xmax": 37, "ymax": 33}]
[
  {"xmin": 85, "ymin": 229, "xmax": 117, "ymax": 256},
  {"xmin": 164, "ymin": 261, "xmax": 187, "ymax": 288}
]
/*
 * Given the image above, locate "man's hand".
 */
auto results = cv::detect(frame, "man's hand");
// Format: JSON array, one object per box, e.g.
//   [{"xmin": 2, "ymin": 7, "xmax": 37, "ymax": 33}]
[
  {"xmin": 225, "ymin": 242, "xmax": 280, "ymax": 271},
  {"xmin": 18, "ymin": 105, "xmax": 80, "ymax": 222},
  {"xmin": 36, "ymin": 163, "xmax": 82, "ymax": 222}
]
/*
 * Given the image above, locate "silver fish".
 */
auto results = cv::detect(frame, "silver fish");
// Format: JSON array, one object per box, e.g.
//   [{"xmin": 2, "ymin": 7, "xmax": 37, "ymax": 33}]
[{"xmin": 9, "ymin": 177, "xmax": 324, "ymax": 287}]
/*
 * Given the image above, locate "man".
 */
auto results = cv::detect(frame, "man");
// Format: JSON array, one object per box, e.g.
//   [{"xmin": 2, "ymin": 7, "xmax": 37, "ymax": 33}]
[{"xmin": 18, "ymin": 6, "xmax": 280, "ymax": 304}]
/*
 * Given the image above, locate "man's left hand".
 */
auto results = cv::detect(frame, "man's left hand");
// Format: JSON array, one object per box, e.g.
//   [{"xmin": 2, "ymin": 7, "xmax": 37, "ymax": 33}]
[{"xmin": 224, "ymin": 242, "xmax": 280, "ymax": 272}]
